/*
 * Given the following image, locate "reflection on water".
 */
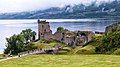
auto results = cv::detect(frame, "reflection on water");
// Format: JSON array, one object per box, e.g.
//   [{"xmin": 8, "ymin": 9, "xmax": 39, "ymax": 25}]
[{"xmin": 0, "ymin": 19, "xmax": 118, "ymax": 52}]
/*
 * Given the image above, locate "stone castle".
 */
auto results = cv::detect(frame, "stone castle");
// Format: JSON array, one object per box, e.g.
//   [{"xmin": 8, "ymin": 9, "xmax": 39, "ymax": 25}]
[{"xmin": 38, "ymin": 19, "xmax": 94, "ymax": 46}]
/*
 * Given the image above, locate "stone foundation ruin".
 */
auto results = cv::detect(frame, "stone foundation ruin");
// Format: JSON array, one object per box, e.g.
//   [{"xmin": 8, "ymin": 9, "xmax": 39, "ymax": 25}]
[{"xmin": 38, "ymin": 19, "xmax": 94, "ymax": 46}]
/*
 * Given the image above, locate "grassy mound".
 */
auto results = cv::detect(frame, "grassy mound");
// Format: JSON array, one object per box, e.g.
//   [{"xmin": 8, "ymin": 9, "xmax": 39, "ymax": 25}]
[
  {"xmin": 113, "ymin": 49, "xmax": 120, "ymax": 55},
  {"xmin": 75, "ymin": 45, "xmax": 95, "ymax": 54},
  {"xmin": 69, "ymin": 46, "xmax": 82, "ymax": 54},
  {"xmin": 69, "ymin": 45, "xmax": 95, "ymax": 54},
  {"xmin": 57, "ymin": 47, "xmax": 72, "ymax": 54},
  {"xmin": 32, "ymin": 39, "xmax": 66, "ymax": 49}
]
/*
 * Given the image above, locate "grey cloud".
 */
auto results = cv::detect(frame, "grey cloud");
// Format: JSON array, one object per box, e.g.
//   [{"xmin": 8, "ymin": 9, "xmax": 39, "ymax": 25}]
[{"xmin": 0, "ymin": 0, "xmax": 111, "ymax": 13}]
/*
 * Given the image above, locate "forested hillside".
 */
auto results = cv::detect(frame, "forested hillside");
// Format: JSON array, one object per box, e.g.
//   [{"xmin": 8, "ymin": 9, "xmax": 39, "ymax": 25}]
[{"xmin": 0, "ymin": 0, "xmax": 120, "ymax": 19}]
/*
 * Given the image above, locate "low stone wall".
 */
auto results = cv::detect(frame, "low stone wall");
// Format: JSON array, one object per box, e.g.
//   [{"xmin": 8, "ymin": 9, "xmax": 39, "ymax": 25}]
[{"xmin": 18, "ymin": 47, "xmax": 61, "ymax": 57}]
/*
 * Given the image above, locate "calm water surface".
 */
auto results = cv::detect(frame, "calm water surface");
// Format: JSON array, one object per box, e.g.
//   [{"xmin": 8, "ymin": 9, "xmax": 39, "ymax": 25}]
[{"xmin": 0, "ymin": 19, "xmax": 118, "ymax": 52}]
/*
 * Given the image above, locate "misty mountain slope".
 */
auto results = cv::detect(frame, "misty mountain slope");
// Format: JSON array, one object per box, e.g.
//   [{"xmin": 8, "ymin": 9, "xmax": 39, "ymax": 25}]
[{"xmin": 0, "ymin": 0, "xmax": 120, "ymax": 19}]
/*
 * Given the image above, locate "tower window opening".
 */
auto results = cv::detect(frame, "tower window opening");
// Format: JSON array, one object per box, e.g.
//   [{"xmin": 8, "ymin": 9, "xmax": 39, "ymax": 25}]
[
  {"xmin": 44, "ymin": 29, "xmax": 46, "ymax": 32},
  {"xmin": 42, "ymin": 25, "xmax": 44, "ymax": 28}
]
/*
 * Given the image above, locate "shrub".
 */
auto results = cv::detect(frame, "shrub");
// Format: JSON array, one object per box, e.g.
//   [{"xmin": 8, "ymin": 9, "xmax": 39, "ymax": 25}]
[
  {"xmin": 57, "ymin": 27, "xmax": 64, "ymax": 32},
  {"xmin": 95, "ymin": 24, "xmax": 120, "ymax": 54},
  {"xmin": 113, "ymin": 49, "xmax": 120, "ymax": 55},
  {"xmin": 96, "ymin": 31, "xmax": 120, "ymax": 53}
]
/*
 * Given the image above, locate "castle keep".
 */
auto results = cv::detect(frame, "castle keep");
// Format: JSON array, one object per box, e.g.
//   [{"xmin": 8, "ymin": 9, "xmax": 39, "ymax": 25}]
[
  {"xmin": 38, "ymin": 20, "xmax": 94, "ymax": 46},
  {"xmin": 38, "ymin": 20, "xmax": 52, "ymax": 39}
]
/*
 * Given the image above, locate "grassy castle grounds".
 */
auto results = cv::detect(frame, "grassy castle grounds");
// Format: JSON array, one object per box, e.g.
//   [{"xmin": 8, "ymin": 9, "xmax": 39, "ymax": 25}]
[{"xmin": 1, "ymin": 54, "xmax": 120, "ymax": 67}]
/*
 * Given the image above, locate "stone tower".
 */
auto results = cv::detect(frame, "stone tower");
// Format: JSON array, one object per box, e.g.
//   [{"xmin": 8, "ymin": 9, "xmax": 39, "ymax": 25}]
[{"xmin": 38, "ymin": 19, "xmax": 52, "ymax": 39}]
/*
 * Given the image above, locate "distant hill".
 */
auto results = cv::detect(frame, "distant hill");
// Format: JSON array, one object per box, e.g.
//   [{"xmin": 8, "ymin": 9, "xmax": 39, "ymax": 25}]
[{"xmin": 0, "ymin": 0, "xmax": 120, "ymax": 19}]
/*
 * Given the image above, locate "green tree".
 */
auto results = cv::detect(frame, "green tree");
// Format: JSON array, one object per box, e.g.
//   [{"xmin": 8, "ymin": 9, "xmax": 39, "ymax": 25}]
[
  {"xmin": 4, "ymin": 29, "xmax": 37, "ymax": 55},
  {"xmin": 20, "ymin": 29, "xmax": 36, "ymax": 43},
  {"xmin": 57, "ymin": 27, "xmax": 64, "ymax": 32},
  {"xmin": 31, "ymin": 31, "xmax": 36, "ymax": 40},
  {"xmin": 4, "ymin": 34, "xmax": 25, "ymax": 55}
]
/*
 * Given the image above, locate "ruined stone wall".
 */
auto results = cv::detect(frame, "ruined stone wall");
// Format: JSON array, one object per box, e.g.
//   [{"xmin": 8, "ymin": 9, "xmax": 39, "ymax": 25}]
[
  {"xmin": 53, "ymin": 32, "xmax": 63, "ymax": 41},
  {"xmin": 44, "ymin": 31, "xmax": 53, "ymax": 40},
  {"xmin": 37, "ymin": 20, "xmax": 95, "ymax": 46},
  {"xmin": 38, "ymin": 20, "xmax": 51, "ymax": 39},
  {"xmin": 74, "ymin": 36, "xmax": 87, "ymax": 46},
  {"xmin": 38, "ymin": 22, "xmax": 51, "ymax": 33},
  {"xmin": 63, "ymin": 37, "xmax": 75, "ymax": 45},
  {"xmin": 77, "ymin": 31, "xmax": 94, "ymax": 42},
  {"xmin": 87, "ymin": 32, "xmax": 94, "ymax": 42}
]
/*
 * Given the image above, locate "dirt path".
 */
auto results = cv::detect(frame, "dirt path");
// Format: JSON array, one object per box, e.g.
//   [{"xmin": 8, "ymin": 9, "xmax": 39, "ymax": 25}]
[
  {"xmin": 0, "ymin": 56, "xmax": 19, "ymax": 62},
  {"xmin": 0, "ymin": 53, "xmax": 32, "ymax": 62}
]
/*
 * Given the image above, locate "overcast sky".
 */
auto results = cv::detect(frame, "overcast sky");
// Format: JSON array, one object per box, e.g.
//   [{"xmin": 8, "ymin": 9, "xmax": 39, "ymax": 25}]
[{"xmin": 0, "ymin": 0, "xmax": 112, "ymax": 13}]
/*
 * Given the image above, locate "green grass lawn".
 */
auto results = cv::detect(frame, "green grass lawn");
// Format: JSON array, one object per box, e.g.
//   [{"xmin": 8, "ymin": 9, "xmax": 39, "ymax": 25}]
[
  {"xmin": 0, "ymin": 54, "xmax": 3, "ymax": 59},
  {"xmin": 32, "ymin": 39, "xmax": 66, "ymax": 49},
  {"xmin": 0, "ymin": 54, "xmax": 120, "ymax": 67}
]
